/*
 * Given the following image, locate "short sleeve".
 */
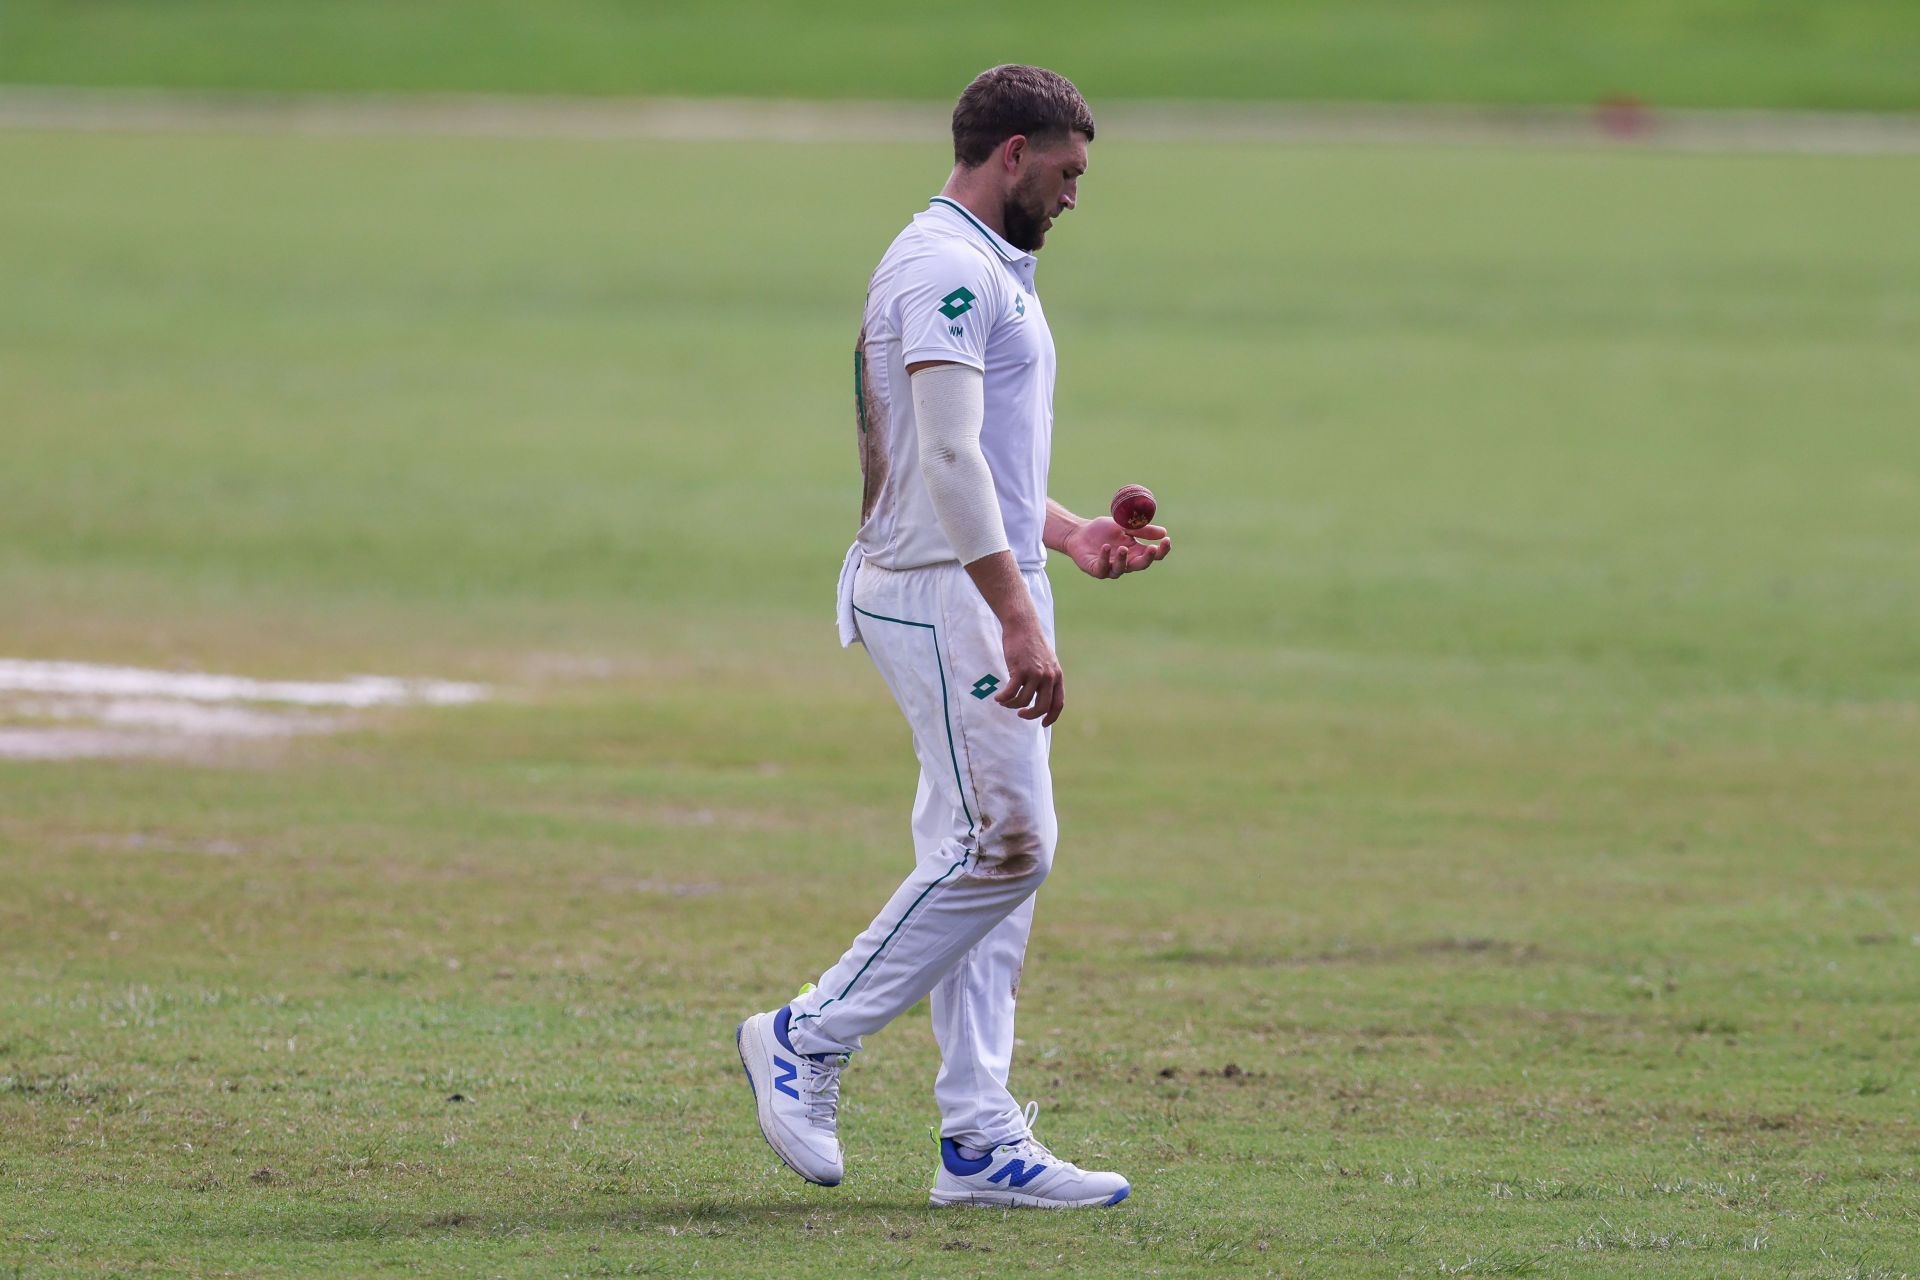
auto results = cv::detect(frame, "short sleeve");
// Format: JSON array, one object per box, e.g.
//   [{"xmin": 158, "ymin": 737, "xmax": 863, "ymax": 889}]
[{"xmin": 895, "ymin": 241, "xmax": 996, "ymax": 372}]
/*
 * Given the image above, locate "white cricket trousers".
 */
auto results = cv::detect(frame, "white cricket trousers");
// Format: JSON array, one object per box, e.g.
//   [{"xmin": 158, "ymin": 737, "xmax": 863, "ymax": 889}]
[{"xmin": 785, "ymin": 551, "xmax": 1056, "ymax": 1150}]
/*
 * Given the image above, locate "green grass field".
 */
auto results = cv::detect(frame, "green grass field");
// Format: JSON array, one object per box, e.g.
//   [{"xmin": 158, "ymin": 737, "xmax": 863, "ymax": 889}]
[
  {"xmin": 5, "ymin": 0, "xmax": 1920, "ymax": 110},
  {"xmin": 3, "ymin": 128, "xmax": 1920, "ymax": 1277}
]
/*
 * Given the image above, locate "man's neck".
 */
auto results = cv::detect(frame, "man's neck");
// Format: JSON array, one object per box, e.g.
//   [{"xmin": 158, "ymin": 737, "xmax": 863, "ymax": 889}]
[{"xmin": 937, "ymin": 176, "xmax": 1006, "ymax": 240}]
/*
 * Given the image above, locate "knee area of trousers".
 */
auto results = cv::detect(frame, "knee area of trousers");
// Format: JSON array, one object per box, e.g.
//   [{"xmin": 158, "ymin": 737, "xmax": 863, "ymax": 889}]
[{"xmin": 971, "ymin": 816, "xmax": 1056, "ymax": 882}]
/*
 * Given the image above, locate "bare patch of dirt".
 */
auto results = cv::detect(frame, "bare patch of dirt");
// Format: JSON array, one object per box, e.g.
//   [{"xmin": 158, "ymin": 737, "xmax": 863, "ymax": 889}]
[{"xmin": 0, "ymin": 658, "xmax": 488, "ymax": 761}]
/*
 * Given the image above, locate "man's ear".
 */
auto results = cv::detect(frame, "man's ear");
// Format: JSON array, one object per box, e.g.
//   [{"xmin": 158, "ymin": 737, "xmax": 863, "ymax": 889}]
[{"xmin": 1001, "ymin": 134, "xmax": 1027, "ymax": 175}]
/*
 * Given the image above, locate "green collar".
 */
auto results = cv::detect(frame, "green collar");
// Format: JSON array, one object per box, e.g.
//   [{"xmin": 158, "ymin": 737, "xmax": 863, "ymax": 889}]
[{"xmin": 928, "ymin": 197, "xmax": 1025, "ymax": 262}]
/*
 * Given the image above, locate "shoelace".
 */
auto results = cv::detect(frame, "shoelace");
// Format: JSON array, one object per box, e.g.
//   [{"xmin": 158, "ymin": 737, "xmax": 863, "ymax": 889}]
[
  {"xmin": 1001, "ymin": 1099, "xmax": 1071, "ymax": 1170},
  {"xmin": 785, "ymin": 982, "xmax": 844, "ymax": 1131},
  {"xmin": 800, "ymin": 1053, "xmax": 847, "ymax": 1130}
]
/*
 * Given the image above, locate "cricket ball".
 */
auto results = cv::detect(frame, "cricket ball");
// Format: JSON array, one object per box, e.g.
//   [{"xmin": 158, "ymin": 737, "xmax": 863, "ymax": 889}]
[{"xmin": 1110, "ymin": 484, "xmax": 1156, "ymax": 531}]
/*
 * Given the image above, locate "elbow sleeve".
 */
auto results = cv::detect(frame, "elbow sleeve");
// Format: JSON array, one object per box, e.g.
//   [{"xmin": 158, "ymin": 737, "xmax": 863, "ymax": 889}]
[{"xmin": 911, "ymin": 364, "xmax": 1010, "ymax": 565}]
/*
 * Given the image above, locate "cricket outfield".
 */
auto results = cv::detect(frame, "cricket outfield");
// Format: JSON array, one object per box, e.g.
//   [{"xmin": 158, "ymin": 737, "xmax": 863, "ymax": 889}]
[{"xmin": 2, "ymin": 131, "xmax": 1918, "ymax": 1276}]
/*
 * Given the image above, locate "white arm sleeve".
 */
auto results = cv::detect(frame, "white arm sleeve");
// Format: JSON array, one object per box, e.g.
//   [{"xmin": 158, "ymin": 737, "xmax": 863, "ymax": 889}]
[{"xmin": 911, "ymin": 363, "xmax": 1010, "ymax": 566}]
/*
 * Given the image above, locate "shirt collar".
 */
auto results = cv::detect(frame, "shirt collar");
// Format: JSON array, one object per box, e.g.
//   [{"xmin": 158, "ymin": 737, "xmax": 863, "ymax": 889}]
[{"xmin": 927, "ymin": 196, "xmax": 1032, "ymax": 265}]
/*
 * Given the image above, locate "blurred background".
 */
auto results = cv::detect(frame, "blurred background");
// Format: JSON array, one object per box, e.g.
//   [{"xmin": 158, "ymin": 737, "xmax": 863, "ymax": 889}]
[
  {"xmin": 3, "ymin": 4, "xmax": 1918, "ymax": 1276},
  {"xmin": 4, "ymin": 0, "xmax": 1920, "ymax": 107}
]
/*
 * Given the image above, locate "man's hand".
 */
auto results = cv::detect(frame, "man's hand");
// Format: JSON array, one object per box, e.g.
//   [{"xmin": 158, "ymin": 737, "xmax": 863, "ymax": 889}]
[
  {"xmin": 962, "ymin": 550, "xmax": 1065, "ymax": 726},
  {"xmin": 995, "ymin": 615, "xmax": 1064, "ymax": 725},
  {"xmin": 1062, "ymin": 515, "xmax": 1172, "ymax": 581}
]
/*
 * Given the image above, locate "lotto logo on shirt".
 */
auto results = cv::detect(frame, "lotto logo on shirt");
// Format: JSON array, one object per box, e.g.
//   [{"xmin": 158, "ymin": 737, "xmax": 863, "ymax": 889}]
[{"xmin": 938, "ymin": 287, "xmax": 975, "ymax": 320}]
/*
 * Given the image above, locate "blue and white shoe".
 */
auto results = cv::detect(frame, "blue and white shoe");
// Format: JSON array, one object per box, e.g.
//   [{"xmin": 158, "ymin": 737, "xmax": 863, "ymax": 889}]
[
  {"xmin": 929, "ymin": 1102, "xmax": 1130, "ymax": 1209},
  {"xmin": 736, "ymin": 1002, "xmax": 846, "ymax": 1187}
]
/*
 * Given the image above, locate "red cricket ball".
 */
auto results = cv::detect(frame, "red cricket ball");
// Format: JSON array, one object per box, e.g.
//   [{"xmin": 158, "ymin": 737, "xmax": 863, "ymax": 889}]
[{"xmin": 1110, "ymin": 484, "xmax": 1157, "ymax": 531}]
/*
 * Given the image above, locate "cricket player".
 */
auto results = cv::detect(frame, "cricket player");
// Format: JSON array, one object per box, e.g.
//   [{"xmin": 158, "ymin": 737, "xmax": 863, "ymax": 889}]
[{"xmin": 736, "ymin": 65, "xmax": 1171, "ymax": 1209}]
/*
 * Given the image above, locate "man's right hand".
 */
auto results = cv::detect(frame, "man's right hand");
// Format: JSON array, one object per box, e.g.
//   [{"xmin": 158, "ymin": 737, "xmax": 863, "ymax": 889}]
[
  {"xmin": 995, "ymin": 616, "xmax": 1064, "ymax": 726},
  {"xmin": 960, "ymin": 549, "xmax": 1064, "ymax": 727}
]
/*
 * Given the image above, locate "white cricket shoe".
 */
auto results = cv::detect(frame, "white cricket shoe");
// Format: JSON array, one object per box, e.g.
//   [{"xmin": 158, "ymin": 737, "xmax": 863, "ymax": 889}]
[
  {"xmin": 929, "ymin": 1102, "xmax": 1130, "ymax": 1208},
  {"xmin": 735, "ymin": 1003, "xmax": 845, "ymax": 1187}
]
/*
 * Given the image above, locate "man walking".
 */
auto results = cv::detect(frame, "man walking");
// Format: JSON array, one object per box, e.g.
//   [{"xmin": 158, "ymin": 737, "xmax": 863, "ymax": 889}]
[{"xmin": 737, "ymin": 64, "xmax": 1171, "ymax": 1209}]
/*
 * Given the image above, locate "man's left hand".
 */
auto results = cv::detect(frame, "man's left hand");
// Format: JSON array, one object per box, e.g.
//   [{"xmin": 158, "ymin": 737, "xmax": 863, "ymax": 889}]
[{"xmin": 1063, "ymin": 516, "xmax": 1171, "ymax": 580}]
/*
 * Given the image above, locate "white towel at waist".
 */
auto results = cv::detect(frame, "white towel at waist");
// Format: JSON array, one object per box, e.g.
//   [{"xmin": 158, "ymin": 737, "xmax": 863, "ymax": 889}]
[{"xmin": 834, "ymin": 540, "xmax": 863, "ymax": 648}]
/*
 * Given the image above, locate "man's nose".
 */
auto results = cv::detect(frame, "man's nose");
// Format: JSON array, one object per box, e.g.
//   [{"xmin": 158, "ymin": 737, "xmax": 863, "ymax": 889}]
[{"xmin": 1059, "ymin": 185, "xmax": 1076, "ymax": 211}]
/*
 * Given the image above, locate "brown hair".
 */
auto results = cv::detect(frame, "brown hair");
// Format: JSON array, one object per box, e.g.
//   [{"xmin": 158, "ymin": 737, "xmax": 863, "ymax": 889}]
[{"xmin": 951, "ymin": 65, "xmax": 1095, "ymax": 169}]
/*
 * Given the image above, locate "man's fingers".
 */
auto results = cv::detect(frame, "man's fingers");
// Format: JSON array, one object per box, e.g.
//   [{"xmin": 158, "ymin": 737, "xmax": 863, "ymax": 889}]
[
  {"xmin": 1041, "ymin": 673, "xmax": 1065, "ymax": 727},
  {"xmin": 1019, "ymin": 670, "xmax": 1056, "ymax": 719},
  {"xmin": 1091, "ymin": 532, "xmax": 1172, "ymax": 580},
  {"xmin": 1137, "ymin": 536, "xmax": 1167, "ymax": 560},
  {"xmin": 997, "ymin": 671, "xmax": 1066, "ymax": 714},
  {"xmin": 1120, "ymin": 536, "xmax": 1171, "ymax": 574},
  {"xmin": 996, "ymin": 668, "xmax": 1060, "ymax": 720},
  {"xmin": 1132, "ymin": 523, "xmax": 1169, "ymax": 542}
]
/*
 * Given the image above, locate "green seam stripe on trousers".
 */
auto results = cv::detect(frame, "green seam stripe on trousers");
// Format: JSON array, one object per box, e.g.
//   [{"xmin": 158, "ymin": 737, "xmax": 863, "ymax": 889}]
[{"xmin": 795, "ymin": 603, "xmax": 978, "ymax": 1025}]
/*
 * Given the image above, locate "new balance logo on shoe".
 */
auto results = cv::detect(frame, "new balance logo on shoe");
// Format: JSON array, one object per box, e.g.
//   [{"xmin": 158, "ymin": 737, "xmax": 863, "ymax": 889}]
[
  {"xmin": 737, "ymin": 1008, "xmax": 845, "ymax": 1187},
  {"xmin": 988, "ymin": 1159, "xmax": 1047, "ymax": 1188},
  {"xmin": 772, "ymin": 1055, "xmax": 801, "ymax": 1100},
  {"xmin": 928, "ymin": 1101, "xmax": 1126, "ymax": 1207}
]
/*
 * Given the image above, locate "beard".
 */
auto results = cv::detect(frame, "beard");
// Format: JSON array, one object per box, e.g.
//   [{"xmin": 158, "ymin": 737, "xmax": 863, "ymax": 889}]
[{"xmin": 999, "ymin": 179, "xmax": 1051, "ymax": 252}]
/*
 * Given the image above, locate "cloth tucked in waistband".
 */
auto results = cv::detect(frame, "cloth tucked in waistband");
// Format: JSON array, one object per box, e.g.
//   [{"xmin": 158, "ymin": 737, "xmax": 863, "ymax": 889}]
[{"xmin": 834, "ymin": 540, "xmax": 863, "ymax": 648}]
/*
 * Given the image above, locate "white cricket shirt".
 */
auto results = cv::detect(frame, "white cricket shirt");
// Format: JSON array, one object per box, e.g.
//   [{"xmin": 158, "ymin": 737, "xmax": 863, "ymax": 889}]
[{"xmin": 853, "ymin": 197, "xmax": 1056, "ymax": 571}]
